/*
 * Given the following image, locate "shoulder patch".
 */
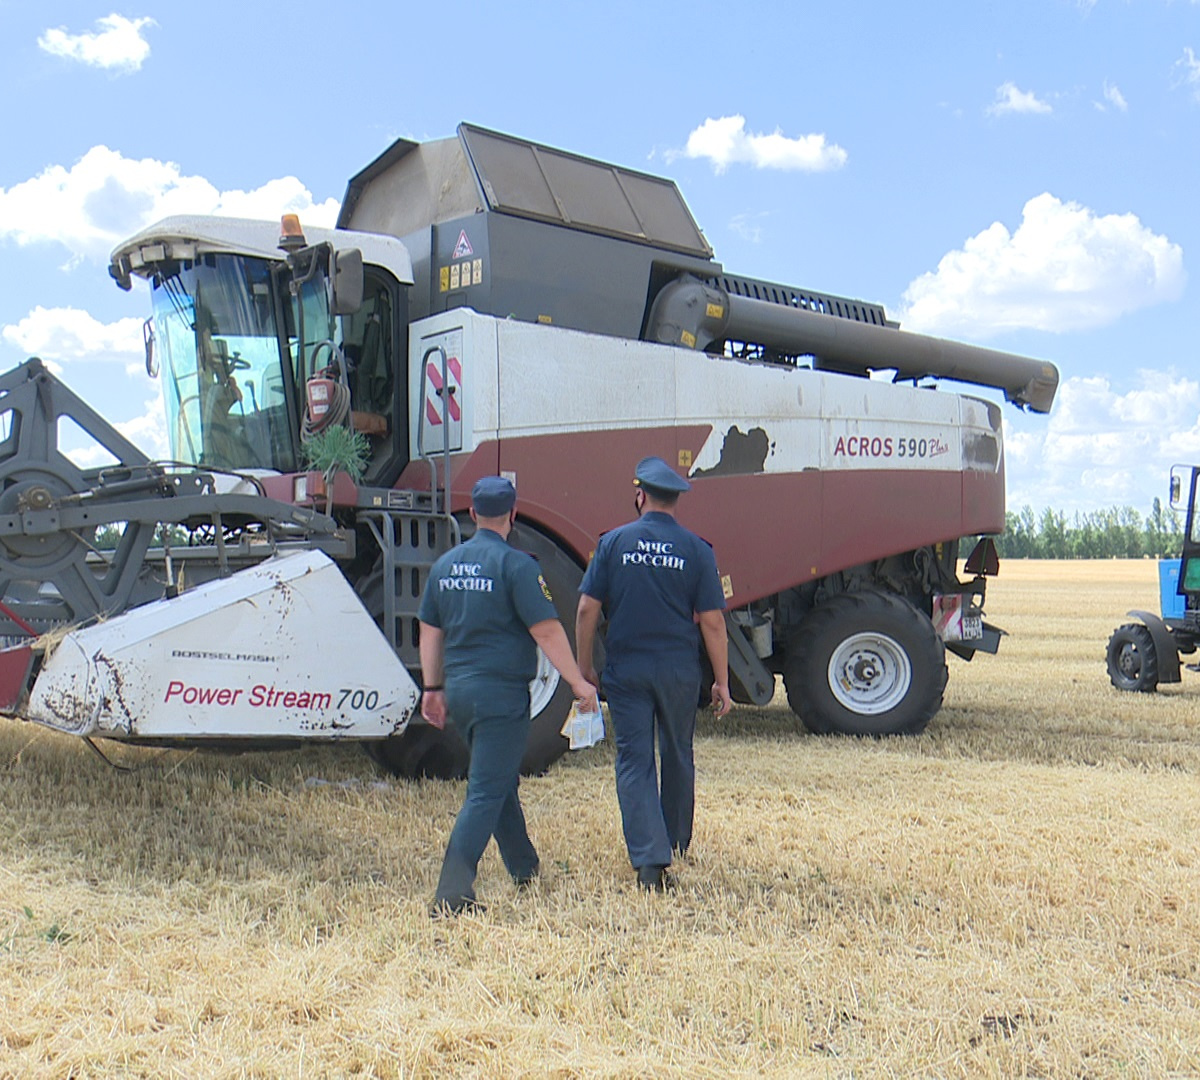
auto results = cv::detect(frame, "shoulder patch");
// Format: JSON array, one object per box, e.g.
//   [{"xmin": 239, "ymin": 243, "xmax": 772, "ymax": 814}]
[{"xmin": 538, "ymin": 573, "xmax": 553, "ymax": 602}]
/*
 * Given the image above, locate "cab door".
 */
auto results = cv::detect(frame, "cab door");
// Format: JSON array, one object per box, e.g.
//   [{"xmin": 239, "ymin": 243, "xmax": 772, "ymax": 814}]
[{"xmin": 1172, "ymin": 465, "xmax": 1200, "ymax": 605}]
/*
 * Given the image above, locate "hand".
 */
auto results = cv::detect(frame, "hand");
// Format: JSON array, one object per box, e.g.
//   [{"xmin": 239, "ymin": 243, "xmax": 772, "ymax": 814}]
[
  {"xmin": 570, "ymin": 677, "xmax": 600, "ymax": 714},
  {"xmin": 421, "ymin": 689, "xmax": 447, "ymax": 730},
  {"xmin": 710, "ymin": 682, "xmax": 733, "ymax": 717}
]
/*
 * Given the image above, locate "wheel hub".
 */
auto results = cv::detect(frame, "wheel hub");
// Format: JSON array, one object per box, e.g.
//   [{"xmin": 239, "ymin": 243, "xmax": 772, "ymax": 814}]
[
  {"xmin": 828, "ymin": 631, "xmax": 913, "ymax": 715},
  {"xmin": 0, "ymin": 471, "xmax": 84, "ymax": 566},
  {"xmin": 1117, "ymin": 643, "xmax": 1141, "ymax": 678},
  {"xmin": 529, "ymin": 648, "xmax": 561, "ymax": 717}
]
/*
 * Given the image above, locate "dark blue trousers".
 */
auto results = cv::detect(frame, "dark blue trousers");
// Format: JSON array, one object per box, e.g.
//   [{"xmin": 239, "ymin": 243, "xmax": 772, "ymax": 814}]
[
  {"xmin": 434, "ymin": 678, "xmax": 539, "ymax": 906},
  {"xmin": 603, "ymin": 657, "xmax": 701, "ymax": 870}
]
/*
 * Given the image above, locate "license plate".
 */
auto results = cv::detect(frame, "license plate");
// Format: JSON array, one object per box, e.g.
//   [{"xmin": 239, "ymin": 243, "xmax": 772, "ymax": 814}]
[{"xmin": 962, "ymin": 614, "xmax": 983, "ymax": 640}]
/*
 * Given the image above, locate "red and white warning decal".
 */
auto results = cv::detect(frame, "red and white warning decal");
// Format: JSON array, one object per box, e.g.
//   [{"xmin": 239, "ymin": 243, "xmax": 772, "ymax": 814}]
[
  {"xmin": 453, "ymin": 230, "xmax": 474, "ymax": 259},
  {"xmin": 425, "ymin": 354, "xmax": 463, "ymax": 426},
  {"xmin": 932, "ymin": 594, "xmax": 983, "ymax": 642}
]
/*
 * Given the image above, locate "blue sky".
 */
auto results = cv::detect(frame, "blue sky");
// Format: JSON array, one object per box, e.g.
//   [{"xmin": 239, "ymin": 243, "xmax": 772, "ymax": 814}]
[{"xmin": 1, "ymin": 1, "xmax": 1197, "ymax": 518}]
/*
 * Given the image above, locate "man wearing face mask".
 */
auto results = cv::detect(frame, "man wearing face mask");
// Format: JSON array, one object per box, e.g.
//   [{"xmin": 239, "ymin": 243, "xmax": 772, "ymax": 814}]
[{"xmin": 575, "ymin": 456, "xmax": 733, "ymax": 892}]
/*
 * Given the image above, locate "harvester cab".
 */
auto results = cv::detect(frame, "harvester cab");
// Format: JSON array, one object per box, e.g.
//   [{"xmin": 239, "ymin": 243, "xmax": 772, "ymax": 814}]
[
  {"xmin": 115, "ymin": 215, "xmax": 407, "ymax": 485},
  {"xmin": 1106, "ymin": 464, "xmax": 1200, "ymax": 692}
]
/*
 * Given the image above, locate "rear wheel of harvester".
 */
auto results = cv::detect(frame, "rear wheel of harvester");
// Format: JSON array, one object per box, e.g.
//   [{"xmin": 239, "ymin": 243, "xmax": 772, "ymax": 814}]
[
  {"xmin": 360, "ymin": 522, "xmax": 583, "ymax": 780},
  {"xmin": 783, "ymin": 591, "xmax": 947, "ymax": 736},
  {"xmin": 1105, "ymin": 623, "xmax": 1159, "ymax": 692}
]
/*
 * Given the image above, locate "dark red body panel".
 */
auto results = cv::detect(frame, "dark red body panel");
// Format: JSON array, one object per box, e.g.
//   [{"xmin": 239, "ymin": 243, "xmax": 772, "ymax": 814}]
[
  {"xmin": 493, "ymin": 427, "xmax": 1005, "ymax": 607},
  {"xmin": 271, "ymin": 422, "xmax": 1005, "ymax": 609}
]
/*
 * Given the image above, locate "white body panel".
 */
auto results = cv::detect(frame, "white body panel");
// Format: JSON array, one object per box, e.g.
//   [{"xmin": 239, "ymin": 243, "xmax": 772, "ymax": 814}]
[
  {"xmin": 409, "ymin": 310, "xmax": 1002, "ymax": 477},
  {"xmin": 27, "ymin": 551, "xmax": 419, "ymax": 740},
  {"xmin": 112, "ymin": 215, "xmax": 416, "ymax": 285}
]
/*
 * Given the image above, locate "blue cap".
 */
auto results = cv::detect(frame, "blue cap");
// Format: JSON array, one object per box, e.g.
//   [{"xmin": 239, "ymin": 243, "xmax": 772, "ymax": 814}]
[
  {"xmin": 472, "ymin": 476, "xmax": 517, "ymax": 516},
  {"xmin": 633, "ymin": 456, "xmax": 691, "ymax": 494}
]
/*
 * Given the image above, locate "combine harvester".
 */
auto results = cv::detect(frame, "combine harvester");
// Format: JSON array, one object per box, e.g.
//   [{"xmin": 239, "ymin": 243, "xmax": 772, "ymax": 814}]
[{"xmin": 0, "ymin": 123, "xmax": 1059, "ymax": 778}]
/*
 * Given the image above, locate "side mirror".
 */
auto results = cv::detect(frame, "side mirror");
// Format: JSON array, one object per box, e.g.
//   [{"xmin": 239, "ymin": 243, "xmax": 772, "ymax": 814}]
[
  {"xmin": 1170, "ymin": 466, "xmax": 1185, "ymax": 510},
  {"xmin": 143, "ymin": 317, "xmax": 158, "ymax": 378},
  {"xmin": 331, "ymin": 248, "xmax": 363, "ymax": 315}
]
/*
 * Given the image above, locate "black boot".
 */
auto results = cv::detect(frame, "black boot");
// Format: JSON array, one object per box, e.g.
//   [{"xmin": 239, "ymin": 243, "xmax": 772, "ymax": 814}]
[{"xmin": 636, "ymin": 865, "xmax": 675, "ymax": 892}]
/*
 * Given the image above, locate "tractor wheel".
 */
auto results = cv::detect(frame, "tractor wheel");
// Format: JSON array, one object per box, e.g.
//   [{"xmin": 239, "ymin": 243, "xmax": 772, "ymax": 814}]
[
  {"xmin": 783, "ymin": 591, "xmax": 947, "ymax": 736},
  {"xmin": 1106, "ymin": 623, "xmax": 1159, "ymax": 692},
  {"xmin": 360, "ymin": 523, "xmax": 582, "ymax": 780}
]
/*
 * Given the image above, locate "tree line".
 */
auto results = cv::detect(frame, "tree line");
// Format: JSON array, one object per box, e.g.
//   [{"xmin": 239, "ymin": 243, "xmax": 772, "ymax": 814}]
[
  {"xmin": 89, "ymin": 499, "xmax": 1189, "ymax": 560},
  {"xmin": 987, "ymin": 499, "xmax": 1184, "ymax": 559}
]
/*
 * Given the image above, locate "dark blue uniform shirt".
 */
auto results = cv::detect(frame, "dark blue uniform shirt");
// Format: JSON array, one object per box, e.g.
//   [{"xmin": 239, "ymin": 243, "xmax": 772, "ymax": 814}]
[
  {"xmin": 418, "ymin": 529, "xmax": 558, "ymax": 685},
  {"xmin": 580, "ymin": 511, "xmax": 726, "ymax": 666}
]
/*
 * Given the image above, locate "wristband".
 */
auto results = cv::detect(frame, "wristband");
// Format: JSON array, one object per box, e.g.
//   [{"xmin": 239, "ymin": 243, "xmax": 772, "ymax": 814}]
[{"xmin": 423, "ymin": 685, "xmax": 444, "ymax": 693}]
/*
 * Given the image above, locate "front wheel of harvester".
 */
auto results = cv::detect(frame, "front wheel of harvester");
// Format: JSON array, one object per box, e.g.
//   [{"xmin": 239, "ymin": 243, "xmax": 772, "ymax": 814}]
[
  {"xmin": 359, "ymin": 523, "xmax": 583, "ymax": 780},
  {"xmin": 1106, "ymin": 623, "xmax": 1159, "ymax": 692},
  {"xmin": 507, "ymin": 522, "xmax": 585, "ymax": 775},
  {"xmin": 783, "ymin": 591, "xmax": 947, "ymax": 736}
]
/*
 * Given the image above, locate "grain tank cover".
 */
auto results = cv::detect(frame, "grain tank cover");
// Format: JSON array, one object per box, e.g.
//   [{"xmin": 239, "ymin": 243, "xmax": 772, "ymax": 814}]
[
  {"xmin": 339, "ymin": 123, "xmax": 712, "ymax": 258},
  {"xmin": 459, "ymin": 124, "xmax": 712, "ymax": 257}
]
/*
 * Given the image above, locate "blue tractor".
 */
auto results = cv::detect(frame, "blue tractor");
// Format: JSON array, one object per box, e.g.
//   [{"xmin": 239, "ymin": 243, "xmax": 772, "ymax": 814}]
[{"xmin": 1106, "ymin": 465, "xmax": 1200, "ymax": 692}]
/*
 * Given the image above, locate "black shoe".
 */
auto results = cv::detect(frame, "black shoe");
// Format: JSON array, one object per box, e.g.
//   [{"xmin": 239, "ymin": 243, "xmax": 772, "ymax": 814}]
[
  {"xmin": 430, "ymin": 896, "xmax": 487, "ymax": 918},
  {"xmin": 636, "ymin": 865, "xmax": 675, "ymax": 893},
  {"xmin": 513, "ymin": 866, "xmax": 539, "ymax": 890}
]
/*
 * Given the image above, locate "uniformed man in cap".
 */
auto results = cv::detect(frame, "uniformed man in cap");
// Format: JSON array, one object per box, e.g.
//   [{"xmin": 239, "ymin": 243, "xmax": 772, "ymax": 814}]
[
  {"xmin": 419, "ymin": 475, "xmax": 599, "ymax": 915},
  {"xmin": 576, "ymin": 456, "xmax": 733, "ymax": 892}
]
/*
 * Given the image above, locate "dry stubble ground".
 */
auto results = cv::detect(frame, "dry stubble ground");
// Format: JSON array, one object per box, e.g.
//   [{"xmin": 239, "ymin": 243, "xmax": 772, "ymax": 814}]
[{"xmin": 1, "ymin": 560, "xmax": 1199, "ymax": 1078}]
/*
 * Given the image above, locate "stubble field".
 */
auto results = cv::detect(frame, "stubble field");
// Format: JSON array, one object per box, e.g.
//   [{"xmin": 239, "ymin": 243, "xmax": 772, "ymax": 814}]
[{"xmin": 2, "ymin": 559, "xmax": 1199, "ymax": 1078}]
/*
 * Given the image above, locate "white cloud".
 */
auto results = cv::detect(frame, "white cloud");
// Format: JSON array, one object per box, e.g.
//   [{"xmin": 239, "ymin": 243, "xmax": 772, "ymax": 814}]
[
  {"xmin": 114, "ymin": 390, "xmax": 169, "ymax": 460},
  {"xmin": 38, "ymin": 14, "xmax": 154, "ymax": 73},
  {"xmin": 0, "ymin": 305, "xmax": 167, "ymax": 463},
  {"xmin": 63, "ymin": 388, "xmax": 169, "ymax": 468},
  {"xmin": 1096, "ymin": 81, "xmax": 1128, "ymax": 112},
  {"xmin": 1175, "ymin": 47, "xmax": 1200, "ymax": 102},
  {"xmin": 729, "ymin": 212, "xmax": 768, "ymax": 244},
  {"xmin": 1003, "ymin": 371, "xmax": 1200, "ymax": 514},
  {"xmin": 3, "ymin": 305, "xmax": 144, "ymax": 365},
  {"xmin": 2, "ymin": 305, "xmax": 147, "ymax": 382},
  {"xmin": 898, "ymin": 193, "xmax": 1185, "ymax": 337},
  {"xmin": 680, "ymin": 116, "xmax": 847, "ymax": 173},
  {"xmin": 986, "ymin": 82, "xmax": 1052, "ymax": 116},
  {"xmin": 0, "ymin": 147, "xmax": 341, "ymax": 261}
]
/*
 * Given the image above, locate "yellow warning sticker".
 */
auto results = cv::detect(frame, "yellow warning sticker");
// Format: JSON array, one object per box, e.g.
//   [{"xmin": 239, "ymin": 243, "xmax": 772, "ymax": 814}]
[
  {"xmin": 678, "ymin": 449, "xmax": 693, "ymax": 468},
  {"xmin": 450, "ymin": 264, "xmax": 461, "ymax": 289},
  {"xmin": 537, "ymin": 314, "xmax": 553, "ymax": 324},
  {"xmin": 721, "ymin": 574, "xmax": 734, "ymax": 599},
  {"xmin": 681, "ymin": 330, "xmax": 696, "ymax": 348},
  {"xmin": 439, "ymin": 266, "xmax": 450, "ymax": 293},
  {"xmin": 706, "ymin": 302, "xmax": 724, "ymax": 319},
  {"xmin": 472, "ymin": 258, "xmax": 483, "ymax": 285}
]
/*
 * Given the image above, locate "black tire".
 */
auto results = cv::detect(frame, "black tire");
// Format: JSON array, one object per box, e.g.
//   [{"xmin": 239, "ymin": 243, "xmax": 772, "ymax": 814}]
[
  {"xmin": 782, "ymin": 591, "xmax": 947, "ymax": 736},
  {"xmin": 360, "ymin": 522, "xmax": 583, "ymax": 780},
  {"xmin": 1106, "ymin": 623, "xmax": 1159, "ymax": 692}
]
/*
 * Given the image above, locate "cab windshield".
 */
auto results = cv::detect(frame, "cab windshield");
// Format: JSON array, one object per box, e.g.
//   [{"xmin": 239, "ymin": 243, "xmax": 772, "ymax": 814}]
[{"xmin": 151, "ymin": 253, "xmax": 335, "ymax": 471}]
